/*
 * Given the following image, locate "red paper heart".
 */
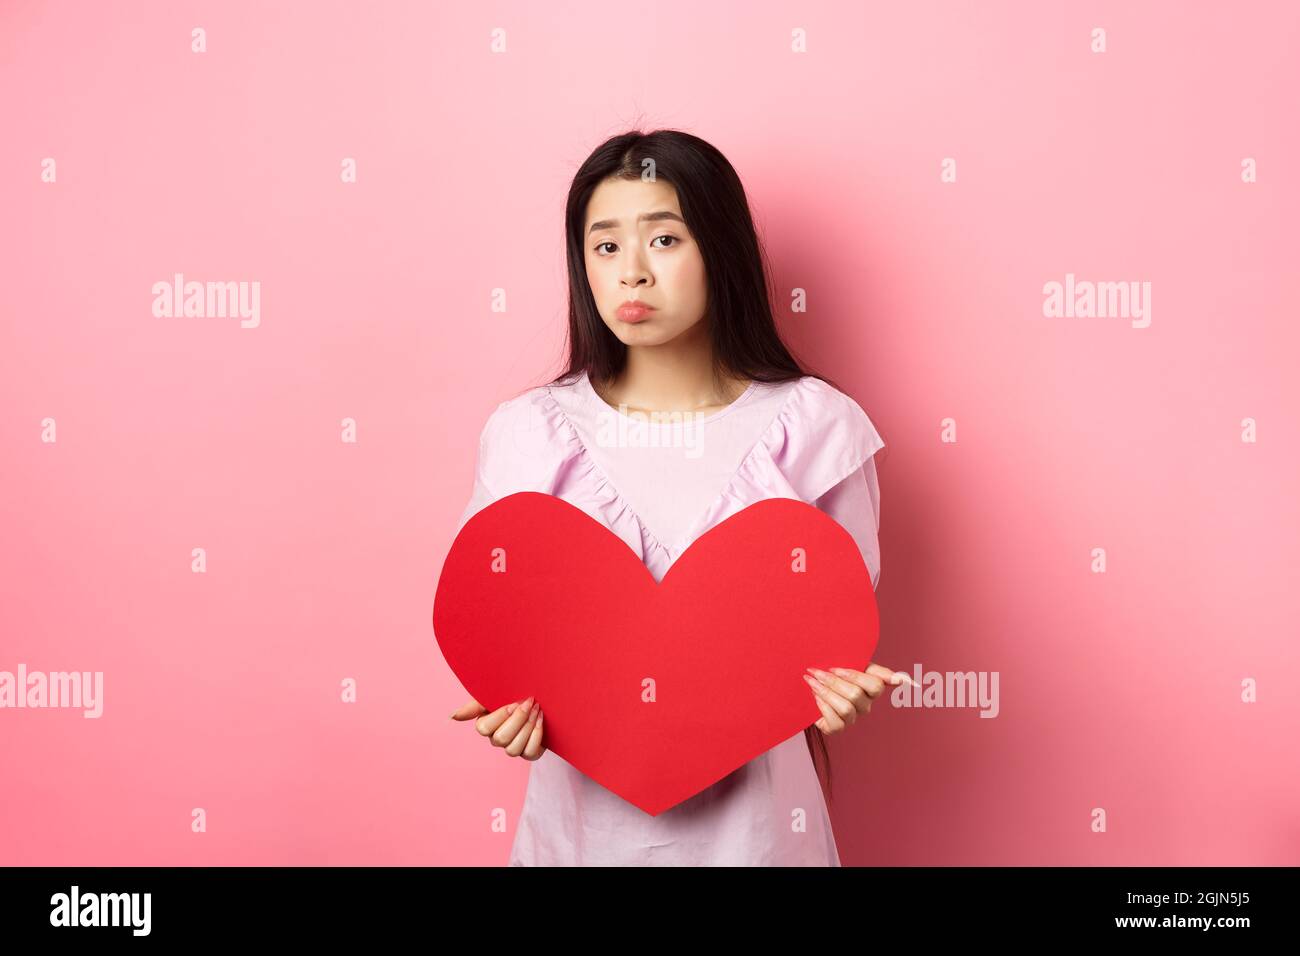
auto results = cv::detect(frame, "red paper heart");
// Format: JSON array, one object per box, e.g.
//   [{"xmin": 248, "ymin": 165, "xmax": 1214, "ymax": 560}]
[{"xmin": 433, "ymin": 491, "xmax": 879, "ymax": 816}]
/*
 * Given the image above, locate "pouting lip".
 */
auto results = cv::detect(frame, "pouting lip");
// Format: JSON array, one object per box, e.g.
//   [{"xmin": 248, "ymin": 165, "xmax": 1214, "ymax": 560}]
[{"xmin": 619, "ymin": 299, "xmax": 655, "ymax": 311}]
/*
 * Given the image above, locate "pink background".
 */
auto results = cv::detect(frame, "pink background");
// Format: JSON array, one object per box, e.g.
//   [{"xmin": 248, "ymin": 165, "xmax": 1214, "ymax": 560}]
[{"xmin": 2, "ymin": 0, "xmax": 1297, "ymax": 865}]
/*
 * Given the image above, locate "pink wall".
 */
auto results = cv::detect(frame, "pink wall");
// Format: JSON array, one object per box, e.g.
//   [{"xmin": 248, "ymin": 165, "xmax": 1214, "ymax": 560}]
[{"xmin": 2, "ymin": 1, "xmax": 1296, "ymax": 865}]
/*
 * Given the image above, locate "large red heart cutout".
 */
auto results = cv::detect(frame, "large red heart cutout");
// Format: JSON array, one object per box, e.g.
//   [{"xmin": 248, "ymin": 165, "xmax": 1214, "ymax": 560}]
[{"xmin": 433, "ymin": 491, "xmax": 879, "ymax": 816}]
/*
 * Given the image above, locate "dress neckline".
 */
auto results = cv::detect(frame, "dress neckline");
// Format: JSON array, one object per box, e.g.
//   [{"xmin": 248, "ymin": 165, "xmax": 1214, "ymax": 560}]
[
  {"xmin": 548, "ymin": 374, "xmax": 805, "ymax": 557},
  {"xmin": 578, "ymin": 370, "xmax": 760, "ymax": 427}
]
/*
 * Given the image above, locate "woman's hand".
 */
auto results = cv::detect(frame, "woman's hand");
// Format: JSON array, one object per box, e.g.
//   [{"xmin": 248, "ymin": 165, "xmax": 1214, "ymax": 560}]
[
  {"xmin": 449, "ymin": 696, "xmax": 546, "ymax": 760},
  {"xmin": 803, "ymin": 664, "xmax": 911, "ymax": 735}
]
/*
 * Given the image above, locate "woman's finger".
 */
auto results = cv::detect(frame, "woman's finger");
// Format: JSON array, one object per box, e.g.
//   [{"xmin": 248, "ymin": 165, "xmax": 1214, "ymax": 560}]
[
  {"xmin": 815, "ymin": 667, "xmax": 884, "ymax": 704},
  {"xmin": 449, "ymin": 698, "xmax": 488, "ymax": 721},
  {"xmin": 804, "ymin": 673, "xmax": 857, "ymax": 724},
  {"xmin": 866, "ymin": 662, "xmax": 917, "ymax": 687},
  {"xmin": 504, "ymin": 701, "xmax": 541, "ymax": 757},
  {"xmin": 490, "ymin": 696, "xmax": 536, "ymax": 747},
  {"xmin": 812, "ymin": 692, "xmax": 844, "ymax": 734},
  {"xmin": 521, "ymin": 711, "xmax": 546, "ymax": 760},
  {"xmin": 833, "ymin": 668, "xmax": 887, "ymax": 699},
  {"xmin": 473, "ymin": 702, "xmax": 514, "ymax": 736},
  {"xmin": 473, "ymin": 700, "xmax": 523, "ymax": 736}
]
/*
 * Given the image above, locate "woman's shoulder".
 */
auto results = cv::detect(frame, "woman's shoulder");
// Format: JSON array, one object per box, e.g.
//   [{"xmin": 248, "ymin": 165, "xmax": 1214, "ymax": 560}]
[
  {"xmin": 760, "ymin": 374, "xmax": 885, "ymax": 501},
  {"xmin": 476, "ymin": 380, "xmax": 562, "ymax": 447},
  {"xmin": 477, "ymin": 374, "xmax": 583, "ymax": 437},
  {"xmin": 469, "ymin": 376, "xmax": 590, "ymax": 487},
  {"xmin": 783, "ymin": 375, "xmax": 882, "ymax": 444}
]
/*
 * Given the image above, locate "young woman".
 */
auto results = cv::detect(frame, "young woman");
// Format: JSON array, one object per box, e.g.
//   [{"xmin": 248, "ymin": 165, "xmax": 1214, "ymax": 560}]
[{"xmin": 448, "ymin": 129, "xmax": 908, "ymax": 866}]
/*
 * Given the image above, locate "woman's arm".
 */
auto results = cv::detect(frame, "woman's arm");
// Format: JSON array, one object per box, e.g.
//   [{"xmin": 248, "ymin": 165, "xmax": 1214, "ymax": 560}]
[{"xmin": 812, "ymin": 455, "xmax": 882, "ymax": 590}]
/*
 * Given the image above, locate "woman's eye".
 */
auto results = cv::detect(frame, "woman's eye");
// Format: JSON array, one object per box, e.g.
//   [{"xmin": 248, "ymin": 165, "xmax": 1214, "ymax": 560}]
[{"xmin": 594, "ymin": 236, "xmax": 677, "ymax": 255}]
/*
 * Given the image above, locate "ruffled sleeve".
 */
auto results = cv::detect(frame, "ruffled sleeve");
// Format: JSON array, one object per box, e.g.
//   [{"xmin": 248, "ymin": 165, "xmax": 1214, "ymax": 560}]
[
  {"xmin": 453, "ymin": 387, "xmax": 574, "ymax": 536},
  {"xmin": 814, "ymin": 458, "xmax": 883, "ymax": 589},
  {"xmin": 718, "ymin": 375, "xmax": 884, "ymax": 588},
  {"xmin": 761, "ymin": 376, "xmax": 885, "ymax": 504}
]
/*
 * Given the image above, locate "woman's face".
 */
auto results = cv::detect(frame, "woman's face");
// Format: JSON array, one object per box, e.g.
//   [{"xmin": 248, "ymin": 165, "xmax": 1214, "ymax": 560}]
[{"xmin": 582, "ymin": 176, "xmax": 709, "ymax": 349}]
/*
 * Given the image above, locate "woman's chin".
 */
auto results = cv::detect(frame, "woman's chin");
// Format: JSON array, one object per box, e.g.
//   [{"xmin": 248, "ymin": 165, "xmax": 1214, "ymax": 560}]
[
  {"xmin": 607, "ymin": 320, "xmax": 697, "ymax": 349},
  {"xmin": 609, "ymin": 323, "xmax": 661, "ymax": 346}
]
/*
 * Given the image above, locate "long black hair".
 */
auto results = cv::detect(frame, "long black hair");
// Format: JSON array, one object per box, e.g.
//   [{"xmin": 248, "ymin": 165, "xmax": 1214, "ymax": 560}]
[{"xmin": 546, "ymin": 128, "xmax": 872, "ymax": 798}]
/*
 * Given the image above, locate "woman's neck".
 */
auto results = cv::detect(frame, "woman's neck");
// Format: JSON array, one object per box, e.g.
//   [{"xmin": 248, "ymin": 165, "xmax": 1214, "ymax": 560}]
[{"xmin": 597, "ymin": 327, "xmax": 749, "ymax": 414}]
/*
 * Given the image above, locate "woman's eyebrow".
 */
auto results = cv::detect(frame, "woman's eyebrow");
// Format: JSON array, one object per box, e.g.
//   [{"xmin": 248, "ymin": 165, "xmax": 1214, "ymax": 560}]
[{"xmin": 587, "ymin": 210, "xmax": 685, "ymax": 235}]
